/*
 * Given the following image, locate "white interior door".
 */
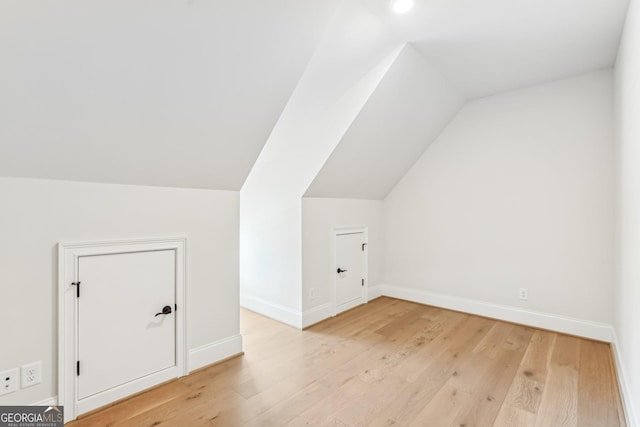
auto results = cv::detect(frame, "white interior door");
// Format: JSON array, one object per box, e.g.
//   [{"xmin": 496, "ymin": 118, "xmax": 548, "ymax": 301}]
[
  {"xmin": 77, "ymin": 250, "xmax": 177, "ymax": 409},
  {"xmin": 335, "ymin": 232, "xmax": 365, "ymax": 314}
]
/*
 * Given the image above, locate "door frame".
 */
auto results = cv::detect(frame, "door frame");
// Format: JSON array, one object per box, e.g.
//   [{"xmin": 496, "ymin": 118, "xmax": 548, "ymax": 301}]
[
  {"xmin": 332, "ymin": 226, "xmax": 368, "ymax": 316},
  {"xmin": 58, "ymin": 237, "xmax": 187, "ymax": 422}
]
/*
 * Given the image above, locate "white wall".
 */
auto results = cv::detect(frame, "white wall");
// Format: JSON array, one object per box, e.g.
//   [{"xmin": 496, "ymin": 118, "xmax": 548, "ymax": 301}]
[
  {"xmin": 301, "ymin": 198, "xmax": 384, "ymax": 326},
  {"xmin": 0, "ymin": 177, "xmax": 239, "ymax": 405},
  {"xmin": 240, "ymin": 1, "xmax": 402, "ymax": 327},
  {"xmin": 614, "ymin": 0, "xmax": 640, "ymax": 422},
  {"xmin": 384, "ymin": 70, "xmax": 616, "ymax": 331}
]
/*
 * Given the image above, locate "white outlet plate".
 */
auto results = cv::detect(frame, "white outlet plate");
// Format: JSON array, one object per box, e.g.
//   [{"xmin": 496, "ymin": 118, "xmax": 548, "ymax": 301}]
[
  {"xmin": 0, "ymin": 368, "xmax": 19, "ymax": 396},
  {"xmin": 309, "ymin": 288, "xmax": 316, "ymax": 301},
  {"xmin": 519, "ymin": 288, "xmax": 529, "ymax": 301},
  {"xmin": 21, "ymin": 361, "xmax": 42, "ymax": 388}
]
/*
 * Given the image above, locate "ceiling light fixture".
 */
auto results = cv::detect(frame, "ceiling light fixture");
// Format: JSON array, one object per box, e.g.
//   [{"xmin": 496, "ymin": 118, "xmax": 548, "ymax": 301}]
[{"xmin": 391, "ymin": 0, "xmax": 414, "ymax": 14}]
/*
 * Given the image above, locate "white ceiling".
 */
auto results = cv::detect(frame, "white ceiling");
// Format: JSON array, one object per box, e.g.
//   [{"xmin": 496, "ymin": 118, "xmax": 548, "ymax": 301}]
[
  {"xmin": 305, "ymin": 44, "xmax": 464, "ymax": 199},
  {"xmin": 0, "ymin": 0, "xmax": 630, "ymax": 194},
  {"xmin": 357, "ymin": 0, "xmax": 629, "ymax": 98},
  {"xmin": 0, "ymin": 0, "xmax": 337, "ymax": 190},
  {"xmin": 304, "ymin": 0, "xmax": 629, "ymax": 200}
]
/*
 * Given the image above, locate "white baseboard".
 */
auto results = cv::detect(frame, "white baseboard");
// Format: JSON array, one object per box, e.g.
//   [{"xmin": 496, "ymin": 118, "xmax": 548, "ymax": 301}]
[
  {"xmin": 32, "ymin": 397, "xmax": 58, "ymax": 406},
  {"xmin": 368, "ymin": 284, "xmax": 383, "ymax": 301},
  {"xmin": 611, "ymin": 330, "xmax": 638, "ymax": 427},
  {"xmin": 240, "ymin": 293, "xmax": 302, "ymax": 329},
  {"xmin": 189, "ymin": 334, "xmax": 243, "ymax": 372},
  {"xmin": 380, "ymin": 284, "xmax": 613, "ymax": 342},
  {"xmin": 302, "ymin": 302, "xmax": 333, "ymax": 328}
]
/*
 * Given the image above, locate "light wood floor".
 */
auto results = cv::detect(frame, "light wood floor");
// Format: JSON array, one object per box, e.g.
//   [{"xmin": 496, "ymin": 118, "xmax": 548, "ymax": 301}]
[{"xmin": 68, "ymin": 297, "xmax": 626, "ymax": 426}]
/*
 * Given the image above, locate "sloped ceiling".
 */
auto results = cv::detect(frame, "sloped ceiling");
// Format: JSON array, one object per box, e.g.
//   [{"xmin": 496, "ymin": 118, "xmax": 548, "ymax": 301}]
[
  {"xmin": 0, "ymin": 0, "xmax": 630, "ymax": 195},
  {"xmin": 306, "ymin": 0, "xmax": 629, "ymax": 199},
  {"xmin": 0, "ymin": 0, "xmax": 338, "ymax": 190},
  {"xmin": 305, "ymin": 44, "xmax": 464, "ymax": 199},
  {"xmin": 358, "ymin": 0, "xmax": 629, "ymax": 98}
]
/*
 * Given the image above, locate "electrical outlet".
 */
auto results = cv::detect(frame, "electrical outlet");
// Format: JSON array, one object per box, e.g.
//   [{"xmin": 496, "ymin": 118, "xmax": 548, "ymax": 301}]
[
  {"xmin": 0, "ymin": 368, "xmax": 19, "ymax": 396},
  {"xmin": 519, "ymin": 288, "xmax": 529, "ymax": 301},
  {"xmin": 21, "ymin": 361, "xmax": 42, "ymax": 388},
  {"xmin": 309, "ymin": 288, "xmax": 316, "ymax": 301}
]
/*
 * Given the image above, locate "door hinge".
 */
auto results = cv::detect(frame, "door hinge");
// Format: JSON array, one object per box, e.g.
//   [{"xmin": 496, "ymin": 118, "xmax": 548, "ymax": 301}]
[
  {"xmin": 362, "ymin": 279, "xmax": 364, "ymax": 287},
  {"xmin": 362, "ymin": 243, "xmax": 367, "ymax": 251},
  {"xmin": 76, "ymin": 361, "xmax": 80, "ymax": 376},
  {"xmin": 71, "ymin": 281, "xmax": 81, "ymax": 298}
]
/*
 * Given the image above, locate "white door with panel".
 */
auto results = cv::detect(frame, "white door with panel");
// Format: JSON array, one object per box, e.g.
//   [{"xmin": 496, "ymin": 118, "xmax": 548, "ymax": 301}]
[
  {"xmin": 76, "ymin": 250, "xmax": 178, "ymax": 412},
  {"xmin": 335, "ymin": 232, "xmax": 366, "ymax": 314}
]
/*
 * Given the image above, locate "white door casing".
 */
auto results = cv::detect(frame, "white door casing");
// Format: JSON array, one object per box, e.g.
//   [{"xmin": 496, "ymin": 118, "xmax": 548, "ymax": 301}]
[
  {"xmin": 59, "ymin": 238, "xmax": 187, "ymax": 423},
  {"xmin": 334, "ymin": 228, "xmax": 367, "ymax": 315}
]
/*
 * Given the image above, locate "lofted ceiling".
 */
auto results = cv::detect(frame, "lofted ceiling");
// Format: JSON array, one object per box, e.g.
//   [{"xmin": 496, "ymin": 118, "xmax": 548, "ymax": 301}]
[
  {"xmin": 357, "ymin": 0, "xmax": 630, "ymax": 98},
  {"xmin": 305, "ymin": 0, "xmax": 629, "ymax": 200},
  {"xmin": 305, "ymin": 44, "xmax": 464, "ymax": 199},
  {"xmin": 0, "ymin": 0, "xmax": 630, "ymax": 195},
  {"xmin": 0, "ymin": 0, "xmax": 338, "ymax": 190}
]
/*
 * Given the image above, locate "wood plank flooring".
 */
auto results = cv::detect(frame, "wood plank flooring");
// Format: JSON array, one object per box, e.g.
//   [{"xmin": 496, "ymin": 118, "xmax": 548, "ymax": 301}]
[{"xmin": 68, "ymin": 297, "xmax": 626, "ymax": 426}]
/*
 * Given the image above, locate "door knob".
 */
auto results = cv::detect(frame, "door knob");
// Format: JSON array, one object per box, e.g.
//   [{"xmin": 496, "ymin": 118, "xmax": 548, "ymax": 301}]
[
  {"xmin": 155, "ymin": 305, "xmax": 172, "ymax": 317},
  {"xmin": 337, "ymin": 268, "xmax": 348, "ymax": 274}
]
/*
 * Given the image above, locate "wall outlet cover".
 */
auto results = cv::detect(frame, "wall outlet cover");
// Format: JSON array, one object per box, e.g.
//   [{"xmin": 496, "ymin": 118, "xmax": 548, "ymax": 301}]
[
  {"xmin": 519, "ymin": 288, "xmax": 529, "ymax": 301},
  {"xmin": 21, "ymin": 361, "xmax": 42, "ymax": 388},
  {"xmin": 0, "ymin": 368, "xmax": 19, "ymax": 396}
]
